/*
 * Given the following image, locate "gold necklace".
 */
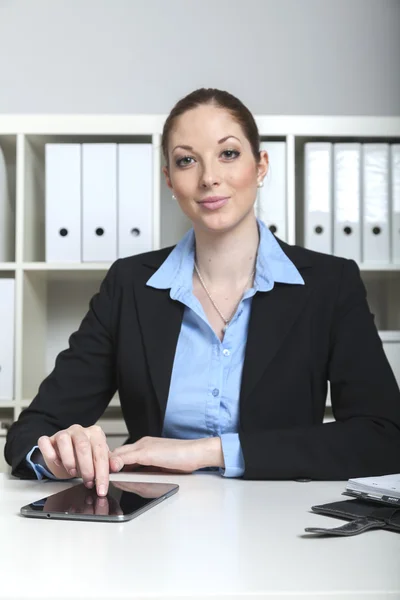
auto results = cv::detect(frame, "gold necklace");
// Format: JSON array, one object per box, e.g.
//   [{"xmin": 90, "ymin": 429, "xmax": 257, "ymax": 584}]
[{"xmin": 194, "ymin": 261, "xmax": 255, "ymax": 333}]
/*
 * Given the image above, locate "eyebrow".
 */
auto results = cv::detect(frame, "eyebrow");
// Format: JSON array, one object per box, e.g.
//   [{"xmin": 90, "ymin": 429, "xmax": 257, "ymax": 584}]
[{"xmin": 172, "ymin": 135, "xmax": 241, "ymax": 153}]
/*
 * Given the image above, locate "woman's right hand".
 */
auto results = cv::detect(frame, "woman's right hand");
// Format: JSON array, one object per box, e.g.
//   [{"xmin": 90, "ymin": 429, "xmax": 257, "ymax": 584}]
[{"xmin": 37, "ymin": 424, "xmax": 119, "ymax": 496}]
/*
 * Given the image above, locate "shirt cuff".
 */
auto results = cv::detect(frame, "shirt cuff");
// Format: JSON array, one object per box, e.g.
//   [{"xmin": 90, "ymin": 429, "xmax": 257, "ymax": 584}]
[
  {"xmin": 219, "ymin": 433, "xmax": 245, "ymax": 478},
  {"xmin": 26, "ymin": 445, "xmax": 63, "ymax": 481}
]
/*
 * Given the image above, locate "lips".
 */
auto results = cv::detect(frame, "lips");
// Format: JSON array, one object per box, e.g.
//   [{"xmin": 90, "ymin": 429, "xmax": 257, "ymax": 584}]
[
  {"xmin": 199, "ymin": 197, "xmax": 229, "ymax": 211},
  {"xmin": 199, "ymin": 196, "xmax": 229, "ymax": 203},
  {"xmin": 198, "ymin": 196, "xmax": 230, "ymax": 211}
]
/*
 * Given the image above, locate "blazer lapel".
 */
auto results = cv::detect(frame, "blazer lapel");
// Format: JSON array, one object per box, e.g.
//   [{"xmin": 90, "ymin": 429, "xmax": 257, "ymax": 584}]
[
  {"xmin": 134, "ymin": 249, "xmax": 184, "ymax": 418},
  {"xmin": 240, "ymin": 241, "xmax": 314, "ymax": 404}
]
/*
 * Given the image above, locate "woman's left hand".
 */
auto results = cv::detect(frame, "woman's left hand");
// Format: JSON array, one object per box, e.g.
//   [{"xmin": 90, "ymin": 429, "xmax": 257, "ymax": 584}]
[{"xmin": 108, "ymin": 436, "xmax": 224, "ymax": 474}]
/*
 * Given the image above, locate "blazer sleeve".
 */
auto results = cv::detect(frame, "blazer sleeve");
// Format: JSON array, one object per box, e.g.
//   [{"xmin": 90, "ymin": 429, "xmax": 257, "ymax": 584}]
[
  {"xmin": 4, "ymin": 260, "xmax": 120, "ymax": 479},
  {"xmin": 239, "ymin": 259, "xmax": 400, "ymax": 480}
]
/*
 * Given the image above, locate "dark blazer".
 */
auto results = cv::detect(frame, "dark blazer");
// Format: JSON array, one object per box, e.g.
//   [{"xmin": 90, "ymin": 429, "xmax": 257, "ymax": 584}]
[{"xmin": 5, "ymin": 238, "xmax": 400, "ymax": 480}]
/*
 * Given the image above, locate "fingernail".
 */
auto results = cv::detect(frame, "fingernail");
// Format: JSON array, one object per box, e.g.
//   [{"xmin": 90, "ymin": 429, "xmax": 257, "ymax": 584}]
[
  {"xmin": 69, "ymin": 469, "xmax": 77, "ymax": 477},
  {"xmin": 98, "ymin": 485, "xmax": 106, "ymax": 496},
  {"xmin": 54, "ymin": 459, "xmax": 62, "ymax": 467},
  {"xmin": 86, "ymin": 481, "xmax": 94, "ymax": 488}
]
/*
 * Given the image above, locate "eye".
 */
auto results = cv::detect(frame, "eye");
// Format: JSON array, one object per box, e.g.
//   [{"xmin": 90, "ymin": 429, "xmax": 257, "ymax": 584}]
[
  {"xmin": 222, "ymin": 149, "xmax": 240, "ymax": 160},
  {"xmin": 175, "ymin": 149, "xmax": 240, "ymax": 168},
  {"xmin": 175, "ymin": 156, "xmax": 194, "ymax": 167}
]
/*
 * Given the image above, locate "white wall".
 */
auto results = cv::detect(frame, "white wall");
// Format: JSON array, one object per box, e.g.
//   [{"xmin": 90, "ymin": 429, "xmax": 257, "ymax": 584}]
[{"xmin": 0, "ymin": 0, "xmax": 399, "ymax": 115}]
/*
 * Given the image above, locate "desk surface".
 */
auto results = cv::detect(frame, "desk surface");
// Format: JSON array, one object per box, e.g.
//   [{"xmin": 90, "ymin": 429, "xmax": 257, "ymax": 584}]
[{"xmin": 1, "ymin": 473, "xmax": 399, "ymax": 600}]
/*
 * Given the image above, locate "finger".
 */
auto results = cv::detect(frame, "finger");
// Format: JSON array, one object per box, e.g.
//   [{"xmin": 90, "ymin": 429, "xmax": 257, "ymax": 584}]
[
  {"xmin": 53, "ymin": 431, "xmax": 78, "ymax": 477},
  {"xmin": 89, "ymin": 427, "xmax": 110, "ymax": 497},
  {"xmin": 109, "ymin": 455, "xmax": 124, "ymax": 472},
  {"xmin": 37, "ymin": 436, "xmax": 65, "ymax": 473},
  {"xmin": 110, "ymin": 448, "xmax": 147, "ymax": 470},
  {"xmin": 70, "ymin": 429, "xmax": 95, "ymax": 487}
]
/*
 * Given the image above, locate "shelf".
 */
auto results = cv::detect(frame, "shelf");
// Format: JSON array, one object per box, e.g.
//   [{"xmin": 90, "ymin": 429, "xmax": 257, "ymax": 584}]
[
  {"xmin": 23, "ymin": 262, "xmax": 112, "ymax": 270},
  {"xmin": 16, "ymin": 261, "xmax": 400, "ymax": 273},
  {"xmin": 1, "ymin": 115, "xmax": 400, "ymax": 137},
  {"xmin": 360, "ymin": 264, "xmax": 400, "ymax": 272},
  {"xmin": 23, "ymin": 264, "xmax": 112, "ymax": 284},
  {"xmin": 1, "ymin": 116, "xmax": 399, "ymax": 447},
  {"xmin": 21, "ymin": 396, "xmax": 121, "ymax": 408},
  {"xmin": 379, "ymin": 330, "xmax": 400, "ymax": 342}
]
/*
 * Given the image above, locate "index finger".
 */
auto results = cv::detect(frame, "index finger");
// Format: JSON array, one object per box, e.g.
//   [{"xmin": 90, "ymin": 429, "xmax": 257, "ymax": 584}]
[{"xmin": 89, "ymin": 427, "xmax": 110, "ymax": 497}]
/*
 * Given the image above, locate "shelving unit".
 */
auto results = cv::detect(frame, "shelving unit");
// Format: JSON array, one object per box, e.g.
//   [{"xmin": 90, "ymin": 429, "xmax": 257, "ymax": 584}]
[{"xmin": 1, "ymin": 115, "xmax": 400, "ymax": 458}]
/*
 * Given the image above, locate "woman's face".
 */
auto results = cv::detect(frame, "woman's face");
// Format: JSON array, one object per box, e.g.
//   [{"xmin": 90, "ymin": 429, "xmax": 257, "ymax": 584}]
[{"xmin": 163, "ymin": 104, "xmax": 268, "ymax": 234}]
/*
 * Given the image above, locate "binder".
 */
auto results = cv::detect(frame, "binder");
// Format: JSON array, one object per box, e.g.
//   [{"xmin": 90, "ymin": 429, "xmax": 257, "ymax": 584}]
[
  {"xmin": 304, "ymin": 143, "xmax": 333, "ymax": 254},
  {"xmin": 45, "ymin": 144, "xmax": 81, "ymax": 262},
  {"xmin": 257, "ymin": 142, "xmax": 287, "ymax": 241},
  {"xmin": 333, "ymin": 144, "xmax": 361, "ymax": 262},
  {"xmin": 0, "ymin": 278, "xmax": 15, "ymax": 401},
  {"xmin": 117, "ymin": 144, "xmax": 153, "ymax": 258},
  {"xmin": 0, "ymin": 146, "xmax": 14, "ymax": 262},
  {"xmin": 82, "ymin": 144, "xmax": 117, "ymax": 262},
  {"xmin": 362, "ymin": 144, "xmax": 390, "ymax": 264},
  {"xmin": 391, "ymin": 145, "xmax": 400, "ymax": 263}
]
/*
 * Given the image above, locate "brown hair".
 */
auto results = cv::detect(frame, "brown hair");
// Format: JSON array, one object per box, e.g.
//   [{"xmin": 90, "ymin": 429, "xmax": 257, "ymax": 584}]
[{"xmin": 161, "ymin": 88, "xmax": 261, "ymax": 169}]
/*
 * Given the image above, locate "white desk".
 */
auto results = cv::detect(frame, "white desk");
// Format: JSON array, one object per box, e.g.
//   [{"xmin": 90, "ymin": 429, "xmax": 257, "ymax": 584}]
[{"xmin": 1, "ymin": 473, "xmax": 399, "ymax": 599}]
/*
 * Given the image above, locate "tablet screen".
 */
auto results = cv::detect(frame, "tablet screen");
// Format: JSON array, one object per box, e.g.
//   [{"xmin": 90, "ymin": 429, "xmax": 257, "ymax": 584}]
[{"xmin": 22, "ymin": 481, "xmax": 179, "ymax": 518}]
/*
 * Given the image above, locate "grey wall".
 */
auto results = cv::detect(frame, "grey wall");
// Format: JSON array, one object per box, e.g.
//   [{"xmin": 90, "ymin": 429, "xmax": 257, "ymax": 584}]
[{"xmin": 0, "ymin": 0, "xmax": 399, "ymax": 115}]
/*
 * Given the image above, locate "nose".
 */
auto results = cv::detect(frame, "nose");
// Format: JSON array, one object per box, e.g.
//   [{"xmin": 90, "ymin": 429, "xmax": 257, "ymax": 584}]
[{"xmin": 199, "ymin": 159, "xmax": 221, "ymax": 189}]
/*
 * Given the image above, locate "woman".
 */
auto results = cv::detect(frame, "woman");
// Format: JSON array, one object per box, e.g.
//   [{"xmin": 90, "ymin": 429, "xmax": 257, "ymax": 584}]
[{"xmin": 5, "ymin": 88, "xmax": 400, "ymax": 498}]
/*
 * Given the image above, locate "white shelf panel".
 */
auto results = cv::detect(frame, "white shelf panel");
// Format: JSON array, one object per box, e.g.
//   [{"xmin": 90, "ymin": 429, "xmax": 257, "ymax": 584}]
[
  {"xmin": 23, "ymin": 266, "xmax": 109, "ymax": 284},
  {"xmin": 21, "ymin": 397, "xmax": 121, "ymax": 408},
  {"xmin": 23, "ymin": 262, "xmax": 112, "ymax": 270},
  {"xmin": 0, "ymin": 402, "xmax": 16, "ymax": 408},
  {"xmin": 360, "ymin": 264, "xmax": 400, "ymax": 271},
  {"xmin": 0, "ymin": 115, "xmax": 168, "ymax": 135},
  {"xmin": 379, "ymin": 330, "xmax": 400, "ymax": 342},
  {"xmin": 1, "ymin": 115, "xmax": 400, "ymax": 137},
  {"xmin": 0, "ymin": 263, "xmax": 16, "ymax": 270},
  {"xmin": 19, "ymin": 262, "xmax": 400, "ymax": 272}
]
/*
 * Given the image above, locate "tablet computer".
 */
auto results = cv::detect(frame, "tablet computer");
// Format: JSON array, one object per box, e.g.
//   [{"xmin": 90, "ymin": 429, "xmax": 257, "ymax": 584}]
[{"xmin": 20, "ymin": 480, "xmax": 179, "ymax": 522}]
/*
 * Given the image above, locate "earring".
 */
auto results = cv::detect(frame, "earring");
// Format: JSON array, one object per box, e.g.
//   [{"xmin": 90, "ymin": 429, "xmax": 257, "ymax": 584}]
[
  {"xmin": 172, "ymin": 194, "xmax": 176, "ymax": 200},
  {"xmin": 257, "ymin": 180, "xmax": 264, "ymax": 188}
]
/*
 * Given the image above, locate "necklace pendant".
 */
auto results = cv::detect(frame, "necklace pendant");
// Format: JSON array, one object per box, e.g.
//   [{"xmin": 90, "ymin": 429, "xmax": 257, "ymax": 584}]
[{"xmin": 222, "ymin": 324, "xmax": 228, "ymax": 333}]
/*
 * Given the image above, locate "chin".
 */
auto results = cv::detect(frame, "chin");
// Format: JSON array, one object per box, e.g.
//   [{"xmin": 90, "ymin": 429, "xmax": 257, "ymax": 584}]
[
  {"xmin": 193, "ymin": 213, "xmax": 242, "ymax": 234},
  {"xmin": 195, "ymin": 207, "xmax": 254, "ymax": 233}
]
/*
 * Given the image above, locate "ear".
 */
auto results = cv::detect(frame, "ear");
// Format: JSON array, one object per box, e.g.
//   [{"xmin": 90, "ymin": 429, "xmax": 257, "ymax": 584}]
[
  {"xmin": 162, "ymin": 166, "xmax": 173, "ymax": 191},
  {"xmin": 257, "ymin": 150, "xmax": 269, "ymax": 181}
]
